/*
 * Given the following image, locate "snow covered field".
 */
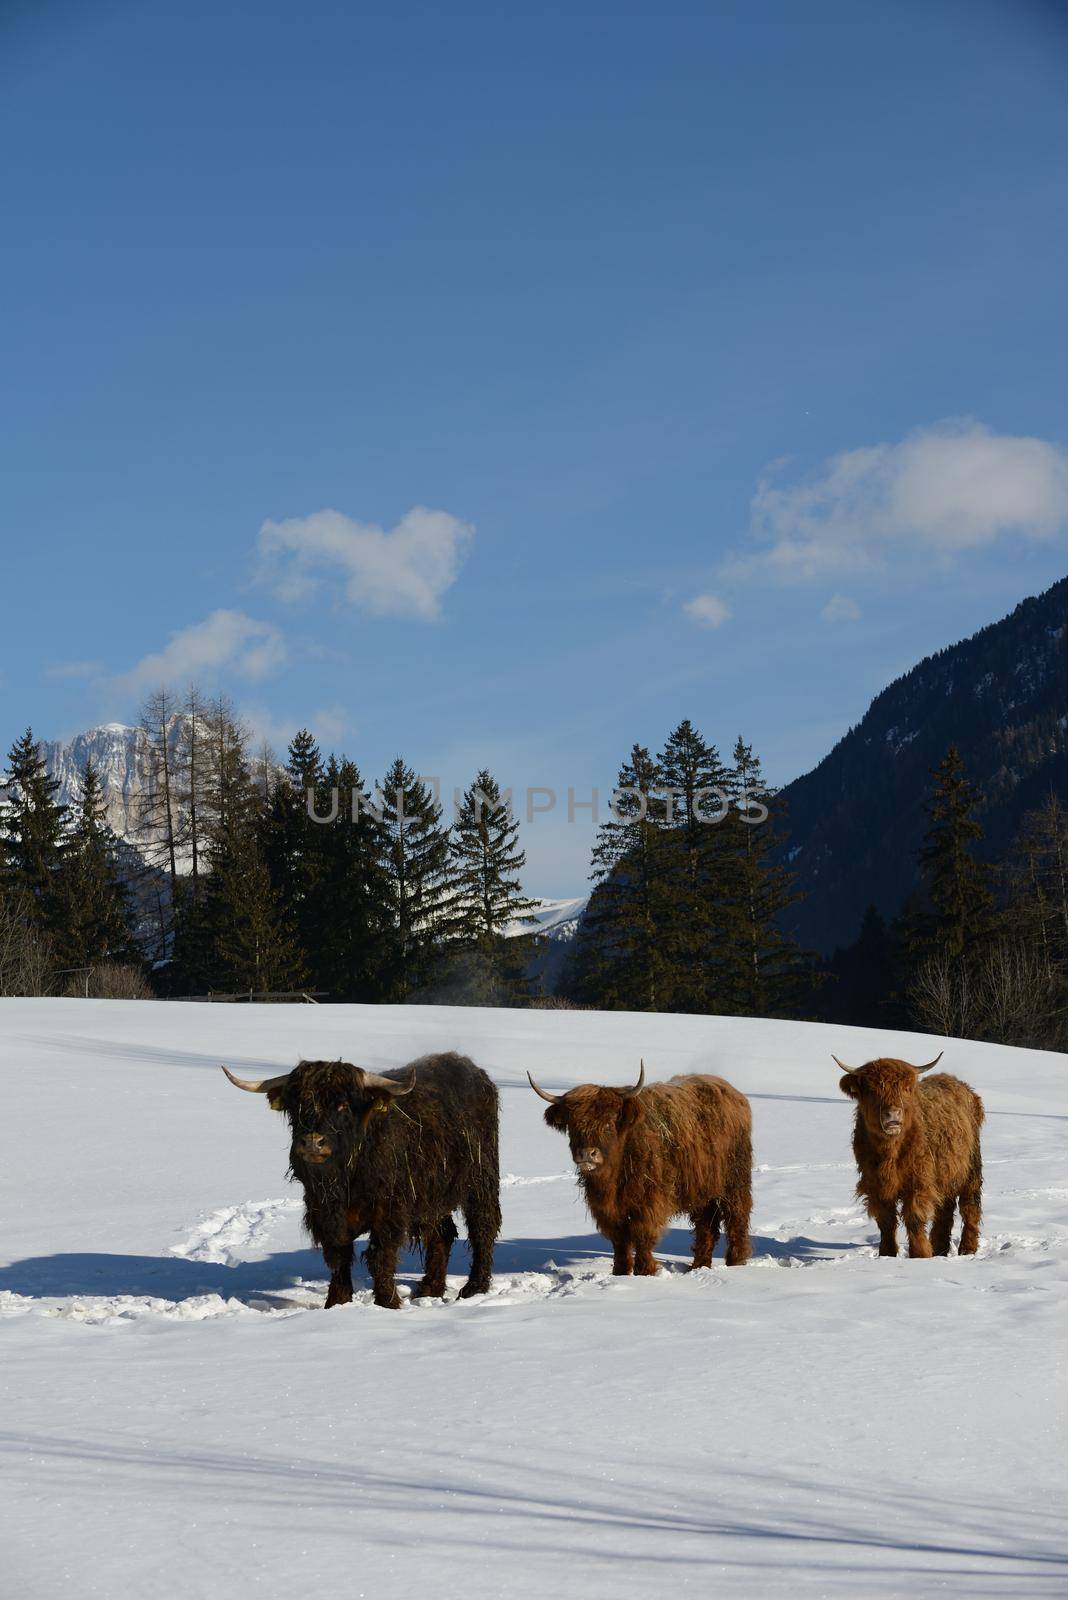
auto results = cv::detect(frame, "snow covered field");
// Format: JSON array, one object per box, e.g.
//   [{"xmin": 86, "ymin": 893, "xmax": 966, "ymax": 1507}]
[{"xmin": 2, "ymin": 1000, "xmax": 1066, "ymax": 1598}]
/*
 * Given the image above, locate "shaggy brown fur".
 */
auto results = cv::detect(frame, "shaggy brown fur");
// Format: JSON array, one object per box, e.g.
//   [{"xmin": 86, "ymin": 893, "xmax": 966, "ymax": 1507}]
[
  {"xmin": 541, "ymin": 1073, "xmax": 752, "ymax": 1273},
  {"xmin": 839, "ymin": 1058, "xmax": 984, "ymax": 1258},
  {"xmin": 274, "ymin": 1053, "xmax": 500, "ymax": 1309}
]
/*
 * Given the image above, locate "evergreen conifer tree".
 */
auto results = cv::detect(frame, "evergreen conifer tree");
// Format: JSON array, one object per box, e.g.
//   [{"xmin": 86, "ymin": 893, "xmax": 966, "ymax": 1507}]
[
  {"xmin": 377, "ymin": 758, "xmax": 453, "ymax": 1000},
  {"xmin": 657, "ymin": 719, "xmax": 732, "ymax": 1011},
  {"xmin": 1, "ymin": 728, "xmax": 69, "ymax": 932},
  {"xmin": 822, "ymin": 903, "xmax": 897, "ymax": 1025},
  {"xmin": 911, "ymin": 745, "xmax": 996, "ymax": 963},
  {"xmin": 192, "ymin": 708, "xmax": 306, "ymax": 994},
  {"xmin": 566, "ymin": 745, "xmax": 670, "ymax": 1010},
  {"xmin": 307, "ymin": 754, "xmax": 390, "ymax": 999},
  {"xmin": 56, "ymin": 760, "xmax": 137, "ymax": 971},
  {"xmin": 260, "ymin": 728, "xmax": 325, "ymax": 959},
  {"xmin": 446, "ymin": 770, "xmax": 536, "ymax": 1003},
  {"xmin": 717, "ymin": 737, "xmax": 806, "ymax": 1015}
]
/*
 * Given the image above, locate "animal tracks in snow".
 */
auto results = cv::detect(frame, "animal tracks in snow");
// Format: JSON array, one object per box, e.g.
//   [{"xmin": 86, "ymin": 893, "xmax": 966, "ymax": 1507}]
[
  {"xmin": 168, "ymin": 1197, "xmax": 302, "ymax": 1266},
  {"xmin": 2, "ymin": 1174, "xmax": 1062, "ymax": 1328}
]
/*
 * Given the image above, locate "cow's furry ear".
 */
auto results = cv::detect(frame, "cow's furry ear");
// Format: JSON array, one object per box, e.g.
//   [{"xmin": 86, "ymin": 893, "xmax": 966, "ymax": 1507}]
[
  {"xmin": 618, "ymin": 1097, "xmax": 642, "ymax": 1128},
  {"xmin": 838, "ymin": 1074, "xmax": 859, "ymax": 1099},
  {"xmin": 544, "ymin": 1103, "xmax": 569, "ymax": 1131}
]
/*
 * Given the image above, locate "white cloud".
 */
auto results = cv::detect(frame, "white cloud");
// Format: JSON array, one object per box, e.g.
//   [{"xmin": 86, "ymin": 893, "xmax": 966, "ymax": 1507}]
[
  {"xmin": 821, "ymin": 593, "xmax": 862, "ymax": 623},
  {"xmin": 726, "ymin": 420, "xmax": 1068, "ymax": 586},
  {"xmin": 242, "ymin": 703, "xmax": 352, "ymax": 758},
  {"xmin": 309, "ymin": 705, "xmax": 350, "ymax": 747},
  {"xmin": 45, "ymin": 659, "xmax": 102, "ymax": 680},
  {"xmin": 683, "ymin": 592, "xmax": 731, "ymax": 629},
  {"xmin": 108, "ymin": 610, "xmax": 287, "ymax": 699},
  {"xmin": 257, "ymin": 505, "xmax": 474, "ymax": 621}
]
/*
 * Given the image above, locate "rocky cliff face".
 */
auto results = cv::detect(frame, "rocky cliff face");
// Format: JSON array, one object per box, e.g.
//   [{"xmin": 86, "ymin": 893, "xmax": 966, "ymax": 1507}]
[
  {"xmin": 39, "ymin": 719, "xmax": 195, "ymax": 850},
  {"xmin": 40, "ymin": 724, "xmax": 152, "ymax": 839}
]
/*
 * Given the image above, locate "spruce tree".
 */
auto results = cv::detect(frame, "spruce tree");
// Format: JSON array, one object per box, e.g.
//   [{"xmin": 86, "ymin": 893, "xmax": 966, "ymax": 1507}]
[
  {"xmin": 307, "ymin": 753, "xmax": 390, "ymax": 1000},
  {"xmin": 194, "ymin": 709, "xmax": 305, "ymax": 994},
  {"xmin": 822, "ymin": 903, "xmax": 897, "ymax": 1026},
  {"xmin": 446, "ymin": 770, "xmax": 536, "ymax": 1003},
  {"xmin": 261, "ymin": 730, "xmax": 325, "ymax": 956},
  {"xmin": 912, "ymin": 745, "xmax": 996, "ymax": 962},
  {"xmin": 56, "ymin": 760, "xmax": 137, "ymax": 971},
  {"xmin": 377, "ymin": 758, "xmax": 453, "ymax": 1000},
  {"xmin": 1, "ymin": 728, "xmax": 68, "ymax": 932},
  {"xmin": 209, "ymin": 828, "xmax": 307, "ymax": 994},
  {"xmin": 717, "ymin": 737, "xmax": 807, "ymax": 1016},
  {"xmin": 657, "ymin": 720, "xmax": 732, "ymax": 1011},
  {"xmin": 568, "ymin": 745, "xmax": 670, "ymax": 1010}
]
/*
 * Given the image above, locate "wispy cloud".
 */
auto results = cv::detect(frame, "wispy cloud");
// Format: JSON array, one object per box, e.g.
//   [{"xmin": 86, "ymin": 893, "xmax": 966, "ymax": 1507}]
[
  {"xmin": 107, "ymin": 610, "xmax": 287, "ymax": 700},
  {"xmin": 682, "ymin": 592, "xmax": 731, "ymax": 629},
  {"xmin": 724, "ymin": 420, "xmax": 1068, "ymax": 586},
  {"xmin": 241, "ymin": 703, "xmax": 352, "ymax": 758},
  {"xmin": 256, "ymin": 505, "xmax": 474, "ymax": 621},
  {"xmin": 821, "ymin": 594, "xmax": 862, "ymax": 623},
  {"xmin": 45, "ymin": 659, "xmax": 103, "ymax": 680}
]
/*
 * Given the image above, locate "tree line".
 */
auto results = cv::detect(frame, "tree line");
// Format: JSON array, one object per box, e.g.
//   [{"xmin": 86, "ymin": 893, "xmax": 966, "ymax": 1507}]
[
  {"xmin": 818, "ymin": 744, "xmax": 1068, "ymax": 1050},
  {"xmin": 558, "ymin": 721, "xmax": 808, "ymax": 1016},
  {"xmin": 3, "ymin": 690, "xmax": 1066, "ymax": 1048},
  {"xmin": 0, "ymin": 690, "xmax": 537, "ymax": 1003}
]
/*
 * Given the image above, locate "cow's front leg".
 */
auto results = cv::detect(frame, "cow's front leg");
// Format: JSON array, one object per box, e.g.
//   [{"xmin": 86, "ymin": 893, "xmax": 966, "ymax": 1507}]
[
  {"xmin": 903, "ymin": 1196, "xmax": 934, "ymax": 1259},
  {"xmin": 608, "ymin": 1230, "xmax": 634, "ymax": 1275},
  {"xmin": 365, "ymin": 1228, "xmax": 403, "ymax": 1309},
  {"xmin": 322, "ymin": 1236, "xmax": 354, "ymax": 1308},
  {"xmin": 631, "ymin": 1227, "xmax": 660, "ymax": 1276},
  {"xmin": 870, "ymin": 1201, "xmax": 899, "ymax": 1257}
]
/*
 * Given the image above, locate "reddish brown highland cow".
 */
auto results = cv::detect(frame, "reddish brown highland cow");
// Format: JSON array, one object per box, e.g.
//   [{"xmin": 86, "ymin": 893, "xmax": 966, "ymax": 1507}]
[
  {"xmin": 528, "ymin": 1063, "xmax": 752, "ymax": 1272},
  {"xmin": 835, "ymin": 1051, "xmax": 984, "ymax": 1258}
]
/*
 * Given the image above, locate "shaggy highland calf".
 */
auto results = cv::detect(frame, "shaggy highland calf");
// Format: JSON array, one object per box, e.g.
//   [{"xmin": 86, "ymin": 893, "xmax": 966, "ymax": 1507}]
[
  {"xmin": 835, "ymin": 1051, "xmax": 984, "ymax": 1258},
  {"xmin": 528, "ymin": 1062, "xmax": 752, "ymax": 1273},
  {"xmin": 223, "ymin": 1052, "xmax": 500, "ymax": 1308}
]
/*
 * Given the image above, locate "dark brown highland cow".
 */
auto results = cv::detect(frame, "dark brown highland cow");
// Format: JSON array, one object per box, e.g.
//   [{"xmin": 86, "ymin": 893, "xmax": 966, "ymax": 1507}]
[
  {"xmin": 223, "ymin": 1052, "xmax": 500, "ymax": 1308},
  {"xmin": 528, "ymin": 1062, "xmax": 752, "ymax": 1272},
  {"xmin": 835, "ymin": 1051, "xmax": 984, "ymax": 1258}
]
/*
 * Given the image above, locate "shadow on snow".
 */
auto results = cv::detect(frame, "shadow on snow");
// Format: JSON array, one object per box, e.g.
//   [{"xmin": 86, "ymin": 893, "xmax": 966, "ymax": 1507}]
[{"xmin": 0, "ymin": 1227, "xmax": 859, "ymax": 1303}]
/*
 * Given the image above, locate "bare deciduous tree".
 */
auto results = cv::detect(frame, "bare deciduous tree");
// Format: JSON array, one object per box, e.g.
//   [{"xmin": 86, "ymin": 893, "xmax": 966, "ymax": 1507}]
[
  {"xmin": 0, "ymin": 891, "xmax": 55, "ymax": 996},
  {"xmin": 909, "ymin": 942, "xmax": 1064, "ymax": 1048}
]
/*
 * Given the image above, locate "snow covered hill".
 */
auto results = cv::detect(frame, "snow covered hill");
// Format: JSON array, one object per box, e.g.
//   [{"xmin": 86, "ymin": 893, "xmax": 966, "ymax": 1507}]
[
  {"xmin": 504, "ymin": 894, "xmax": 588, "ymax": 940},
  {"xmin": 2, "ymin": 1001, "xmax": 1066, "ymax": 1597}
]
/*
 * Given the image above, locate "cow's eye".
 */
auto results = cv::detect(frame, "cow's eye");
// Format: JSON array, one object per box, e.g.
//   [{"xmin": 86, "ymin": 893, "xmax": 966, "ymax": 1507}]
[{"xmin": 337, "ymin": 1104, "xmax": 347, "ymax": 1114}]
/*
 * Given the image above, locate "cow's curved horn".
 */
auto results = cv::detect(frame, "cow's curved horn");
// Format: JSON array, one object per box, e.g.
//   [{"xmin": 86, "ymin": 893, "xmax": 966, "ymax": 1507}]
[
  {"xmin": 832, "ymin": 1055, "xmax": 859, "ymax": 1074},
  {"xmin": 358, "ymin": 1066, "xmax": 416, "ymax": 1098},
  {"xmin": 221, "ymin": 1065, "xmax": 292, "ymax": 1095},
  {"xmin": 914, "ymin": 1052, "xmax": 943, "ymax": 1074},
  {"xmin": 527, "ymin": 1071, "xmax": 562, "ymax": 1104},
  {"xmin": 620, "ymin": 1059, "xmax": 646, "ymax": 1097}
]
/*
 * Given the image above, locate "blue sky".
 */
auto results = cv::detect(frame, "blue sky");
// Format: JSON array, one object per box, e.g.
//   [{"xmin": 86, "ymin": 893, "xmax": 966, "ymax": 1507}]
[{"xmin": 3, "ymin": 0, "xmax": 1068, "ymax": 894}]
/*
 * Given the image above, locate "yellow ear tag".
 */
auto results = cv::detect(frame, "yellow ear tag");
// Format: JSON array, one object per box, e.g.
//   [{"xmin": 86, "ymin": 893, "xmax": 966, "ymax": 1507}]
[
  {"xmin": 372, "ymin": 1096, "xmax": 390, "ymax": 1117},
  {"xmin": 267, "ymin": 1094, "xmax": 286, "ymax": 1112}
]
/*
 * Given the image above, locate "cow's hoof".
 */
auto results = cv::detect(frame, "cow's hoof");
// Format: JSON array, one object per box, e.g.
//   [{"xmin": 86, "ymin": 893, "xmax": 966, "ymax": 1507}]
[
  {"xmin": 458, "ymin": 1280, "xmax": 489, "ymax": 1299},
  {"xmin": 412, "ymin": 1282, "xmax": 446, "ymax": 1300}
]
